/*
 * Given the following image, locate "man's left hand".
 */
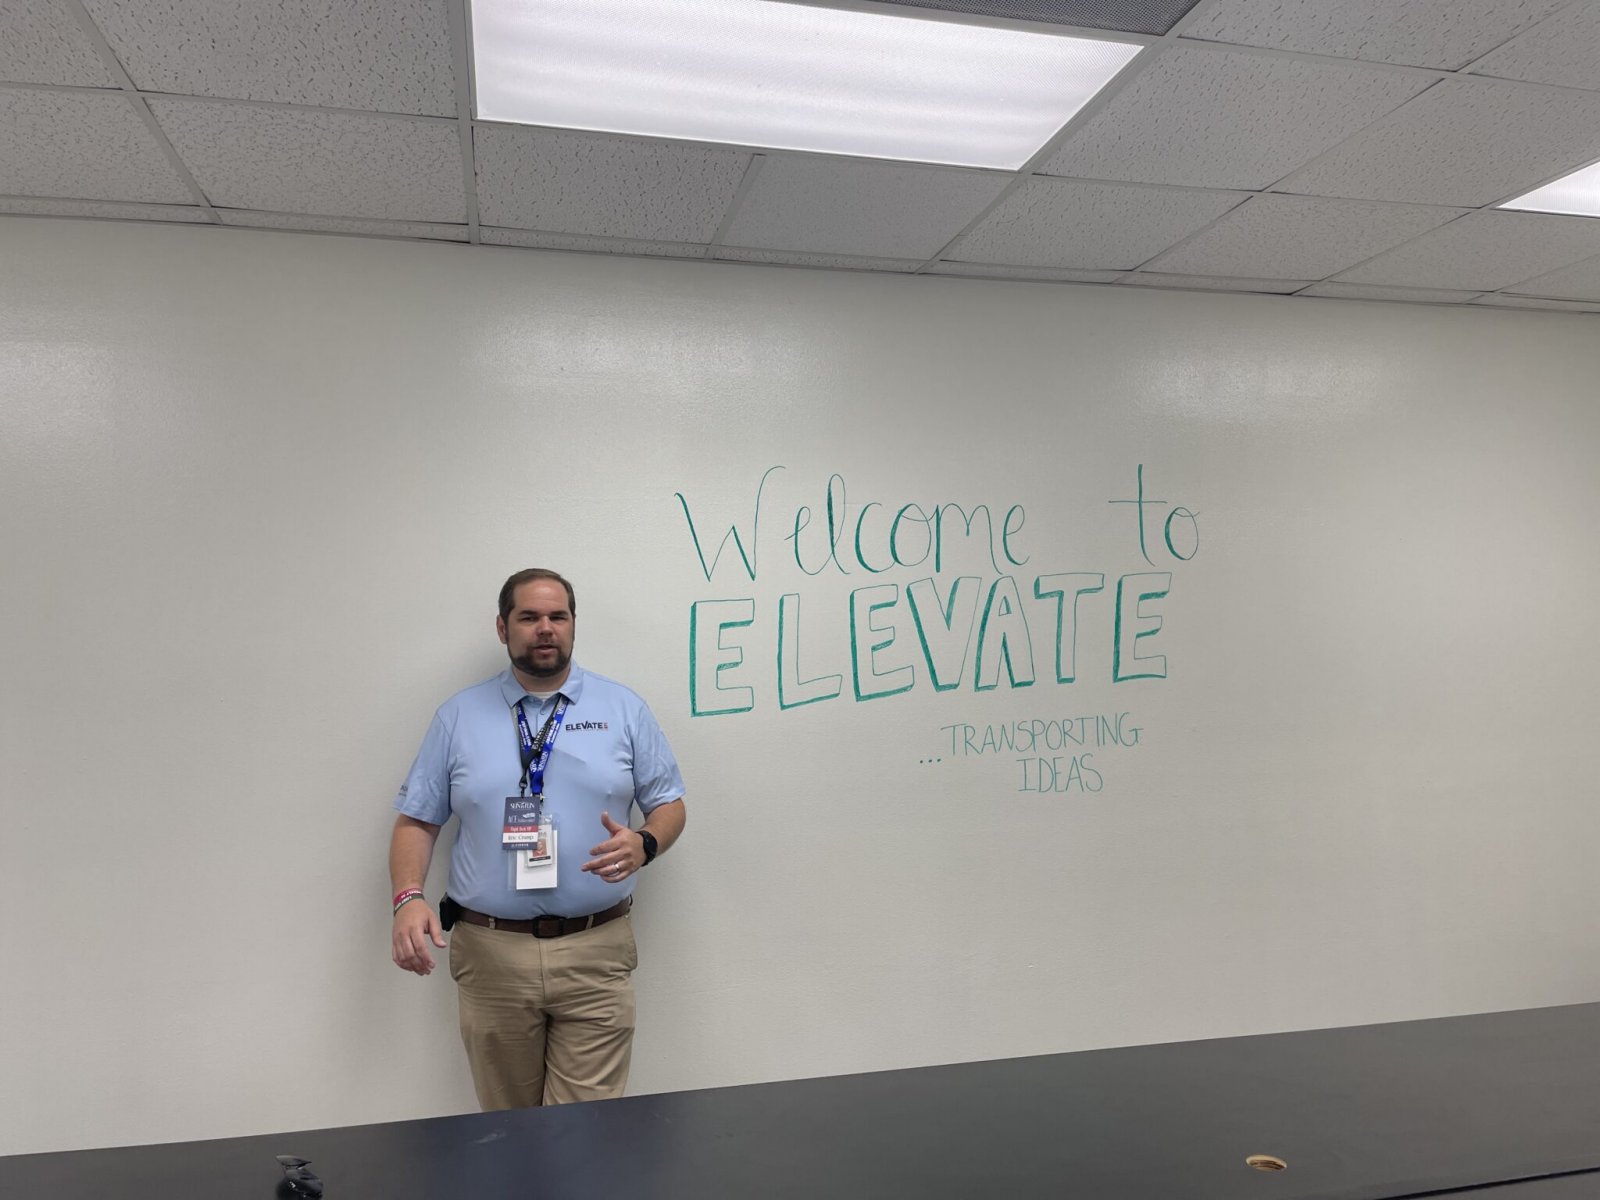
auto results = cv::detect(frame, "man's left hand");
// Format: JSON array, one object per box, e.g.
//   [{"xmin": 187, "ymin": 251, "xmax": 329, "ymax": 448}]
[{"xmin": 583, "ymin": 811, "xmax": 644, "ymax": 883}]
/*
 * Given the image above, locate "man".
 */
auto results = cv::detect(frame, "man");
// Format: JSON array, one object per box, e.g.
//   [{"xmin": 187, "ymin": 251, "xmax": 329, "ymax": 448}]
[{"xmin": 389, "ymin": 568, "xmax": 686, "ymax": 1109}]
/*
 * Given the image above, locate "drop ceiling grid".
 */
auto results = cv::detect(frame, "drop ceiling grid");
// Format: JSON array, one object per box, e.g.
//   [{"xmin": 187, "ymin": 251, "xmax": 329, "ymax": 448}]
[
  {"xmin": 6, "ymin": 79, "xmax": 464, "ymax": 124},
  {"xmin": 472, "ymin": 124, "xmax": 750, "ymax": 242},
  {"xmin": 444, "ymin": 0, "xmax": 480, "ymax": 240},
  {"xmin": 956, "ymin": 1, "xmax": 1600, "ymax": 298},
  {"xmin": 706, "ymin": 155, "xmax": 768, "ymax": 253},
  {"xmin": 1472, "ymin": 292, "xmax": 1600, "ymax": 311},
  {"xmin": 0, "ymin": 0, "xmax": 1597, "ymax": 311},
  {"xmin": 0, "ymin": 194, "xmax": 211, "ymax": 222},
  {"xmin": 947, "ymin": 177, "xmax": 1250, "ymax": 268},
  {"xmin": 1278, "ymin": 207, "xmax": 1484, "ymax": 302},
  {"xmin": 480, "ymin": 227, "xmax": 709, "ymax": 257},
  {"xmin": 1299, "ymin": 282, "xmax": 1489, "ymax": 304},
  {"xmin": 906, "ymin": 0, "xmax": 1600, "ymax": 282},
  {"xmin": 910, "ymin": 16, "xmax": 1489, "ymax": 284},
  {"xmin": 1141, "ymin": 194, "xmax": 1470, "ymax": 279},
  {"xmin": 909, "ymin": 31, "xmax": 1176, "ymax": 274},
  {"xmin": 214, "ymin": 210, "xmax": 470, "ymax": 241},
  {"xmin": 0, "ymin": 0, "xmax": 120, "ymax": 87},
  {"xmin": 1501, "ymin": 248, "xmax": 1600, "ymax": 299},
  {"xmin": 77, "ymin": 0, "xmax": 459, "ymax": 115},
  {"xmin": 865, "ymin": 0, "xmax": 1206, "ymax": 37},
  {"xmin": 1033, "ymin": 47, "xmax": 1437, "ymax": 189},
  {"xmin": 1273, "ymin": 76, "xmax": 1600, "ymax": 207},
  {"xmin": 0, "ymin": 86, "xmax": 195, "ymax": 206},
  {"xmin": 717, "ymin": 155, "xmax": 1015, "ymax": 260},
  {"xmin": 1180, "ymin": 0, "xmax": 1576, "ymax": 70},
  {"xmin": 1334, "ymin": 209, "xmax": 1600, "ymax": 290},
  {"xmin": 927, "ymin": 262, "xmax": 1127, "ymax": 282},
  {"xmin": 56, "ymin": 0, "xmax": 224, "ymax": 219},
  {"xmin": 714, "ymin": 247, "xmax": 924, "ymax": 271},
  {"xmin": 1125, "ymin": 272, "xmax": 1315, "ymax": 293},
  {"xmin": 148, "ymin": 97, "xmax": 469, "ymax": 221},
  {"xmin": 1466, "ymin": 1, "xmax": 1600, "ymax": 89}
]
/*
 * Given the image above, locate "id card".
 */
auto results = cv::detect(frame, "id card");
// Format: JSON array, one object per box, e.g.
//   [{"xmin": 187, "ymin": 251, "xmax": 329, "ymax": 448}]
[
  {"xmin": 515, "ymin": 827, "xmax": 558, "ymax": 890},
  {"xmin": 502, "ymin": 797, "xmax": 548, "ymax": 856}
]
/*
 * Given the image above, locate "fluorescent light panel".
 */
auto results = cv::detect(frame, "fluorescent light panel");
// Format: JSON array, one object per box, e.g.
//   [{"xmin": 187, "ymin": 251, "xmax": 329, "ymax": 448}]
[
  {"xmin": 471, "ymin": 0, "xmax": 1141, "ymax": 170},
  {"xmin": 1500, "ymin": 160, "xmax": 1600, "ymax": 218}
]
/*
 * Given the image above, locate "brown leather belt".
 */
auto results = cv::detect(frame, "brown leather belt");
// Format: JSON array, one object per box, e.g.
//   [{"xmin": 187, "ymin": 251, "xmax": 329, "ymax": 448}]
[{"xmin": 457, "ymin": 897, "xmax": 631, "ymax": 938}]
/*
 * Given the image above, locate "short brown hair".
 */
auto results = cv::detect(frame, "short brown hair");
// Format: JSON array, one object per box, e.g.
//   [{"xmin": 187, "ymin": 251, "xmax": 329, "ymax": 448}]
[{"xmin": 498, "ymin": 568, "xmax": 576, "ymax": 622}]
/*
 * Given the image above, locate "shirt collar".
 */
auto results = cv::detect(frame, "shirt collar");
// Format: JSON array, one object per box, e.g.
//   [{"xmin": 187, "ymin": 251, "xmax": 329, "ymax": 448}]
[{"xmin": 498, "ymin": 662, "xmax": 585, "ymax": 709}]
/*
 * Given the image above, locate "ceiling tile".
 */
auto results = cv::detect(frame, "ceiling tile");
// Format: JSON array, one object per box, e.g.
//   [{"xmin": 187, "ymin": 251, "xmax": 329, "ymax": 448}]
[
  {"xmin": 217, "ymin": 210, "xmax": 466, "ymax": 241},
  {"xmin": 1122, "ymin": 271, "xmax": 1312, "ymax": 293},
  {"xmin": 1471, "ymin": 294, "xmax": 1600, "ymax": 313},
  {"xmin": 1334, "ymin": 210, "xmax": 1600, "ymax": 291},
  {"xmin": 1298, "ymin": 282, "xmax": 1482, "ymax": 303},
  {"xmin": 1146, "ymin": 194, "xmax": 1465, "ymax": 278},
  {"xmin": 475, "ymin": 126, "xmax": 747, "ymax": 242},
  {"xmin": 480, "ymin": 227, "xmax": 708, "ymax": 258},
  {"xmin": 1037, "ymin": 47, "xmax": 1428, "ymax": 189},
  {"xmin": 952, "ymin": 178, "xmax": 1244, "ymax": 269},
  {"xmin": 1183, "ymin": 0, "xmax": 1569, "ymax": 70},
  {"xmin": 81, "ymin": 0, "xmax": 456, "ymax": 116},
  {"xmin": 1278, "ymin": 78, "xmax": 1600, "ymax": 207},
  {"xmin": 1469, "ymin": 3, "xmax": 1600, "ymax": 90},
  {"xmin": 715, "ymin": 247, "xmax": 919, "ymax": 271},
  {"xmin": 0, "ymin": 87, "xmax": 194, "ymax": 203},
  {"xmin": 928, "ymin": 262, "xmax": 1124, "ymax": 282},
  {"xmin": 0, "ymin": 0, "xmax": 119, "ymax": 86},
  {"xmin": 1501, "ymin": 254, "xmax": 1600, "ymax": 301},
  {"xmin": 866, "ymin": 0, "xmax": 1202, "ymax": 36},
  {"xmin": 718, "ymin": 157, "xmax": 1010, "ymax": 260},
  {"xmin": 148, "ymin": 99, "xmax": 464, "ymax": 220},
  {"xmin": 0, "ymin": 196, "xmax": 208, "ymax": 222}
]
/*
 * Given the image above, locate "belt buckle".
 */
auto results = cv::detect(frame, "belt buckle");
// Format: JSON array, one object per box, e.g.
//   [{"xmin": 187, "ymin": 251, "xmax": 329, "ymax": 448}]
[{"xmin": 532, "ymin": 915, "xmax": 564, "ymax": 939}]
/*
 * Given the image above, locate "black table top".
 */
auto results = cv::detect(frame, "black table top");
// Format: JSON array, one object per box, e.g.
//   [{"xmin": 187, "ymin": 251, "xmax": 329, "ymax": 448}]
[{"xmin": 6, "ymin": 1002, "xmax": 1600, "ymax": 1199}]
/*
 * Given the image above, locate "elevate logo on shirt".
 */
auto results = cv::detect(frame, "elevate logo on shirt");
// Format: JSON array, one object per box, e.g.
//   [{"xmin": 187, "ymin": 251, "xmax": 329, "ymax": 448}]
[{"xmin": 566, "ymin": 721, "xmax": 610, "ymax": 732}]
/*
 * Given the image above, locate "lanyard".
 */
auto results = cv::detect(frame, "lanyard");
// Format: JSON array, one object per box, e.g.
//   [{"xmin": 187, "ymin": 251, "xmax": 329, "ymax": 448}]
[{"xmin": 514, "ymin": 696, "xmax": 570, "ymax": 799}]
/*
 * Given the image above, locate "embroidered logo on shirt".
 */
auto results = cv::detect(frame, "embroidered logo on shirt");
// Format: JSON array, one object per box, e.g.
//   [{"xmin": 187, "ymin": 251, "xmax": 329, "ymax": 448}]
[{"xmin": 565, "ymin": 721, "xmax": 610, "ymax": 731}]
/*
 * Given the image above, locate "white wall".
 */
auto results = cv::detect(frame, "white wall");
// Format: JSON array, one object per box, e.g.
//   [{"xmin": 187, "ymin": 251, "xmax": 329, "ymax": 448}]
[{"xmin": 3, "ymin": 217, "xmax": 1598, "ymax": 1156}]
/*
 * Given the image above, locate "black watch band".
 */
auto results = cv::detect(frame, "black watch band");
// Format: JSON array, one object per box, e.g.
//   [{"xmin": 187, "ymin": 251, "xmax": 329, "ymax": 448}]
[{"xmin": 638, "ymin": 829, "xmax": 659, "ymax": 866}]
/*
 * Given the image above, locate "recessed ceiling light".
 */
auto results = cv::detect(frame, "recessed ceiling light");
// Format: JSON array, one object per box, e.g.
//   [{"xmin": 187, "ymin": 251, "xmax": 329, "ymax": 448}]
[
  {"xmin": 470, "ymin": 0, "xmax": 1142, "ymax": 170},
  {"xmin": 1500, "ymin": 160, "xmax": 1600, "ymax": 218}
]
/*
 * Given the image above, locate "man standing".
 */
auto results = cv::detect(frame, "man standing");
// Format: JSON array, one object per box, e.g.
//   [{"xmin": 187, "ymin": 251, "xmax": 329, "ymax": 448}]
[{"xmin": 389, "ymin": 568, "xmax": 686, "ymax": 1108}]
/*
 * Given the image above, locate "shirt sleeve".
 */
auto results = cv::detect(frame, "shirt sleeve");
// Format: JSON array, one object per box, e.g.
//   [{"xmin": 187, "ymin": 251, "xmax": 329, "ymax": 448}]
[
  {"xmin": 394, "ymin": 709, "xmax": 454, "ymax": 825},
  {"xmin": 630, "ymin": 702, "xmax": 685, "ymax": 815}
]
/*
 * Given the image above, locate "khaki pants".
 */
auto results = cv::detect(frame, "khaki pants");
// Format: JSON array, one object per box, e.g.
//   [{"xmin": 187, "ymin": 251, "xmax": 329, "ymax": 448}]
[{"xmin": 448, "ymin": 914, "xmax": 638, "ymax": 1109}]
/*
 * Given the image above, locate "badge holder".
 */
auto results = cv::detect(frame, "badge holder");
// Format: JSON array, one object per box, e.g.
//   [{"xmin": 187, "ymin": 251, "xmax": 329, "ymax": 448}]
[
  {"xmin": 505, "ymin": 797, "xmax": 557, "ymax": 890},
  {"xmin": 515, "ymin": 819, "xmax": 557, "ymax": 890}
]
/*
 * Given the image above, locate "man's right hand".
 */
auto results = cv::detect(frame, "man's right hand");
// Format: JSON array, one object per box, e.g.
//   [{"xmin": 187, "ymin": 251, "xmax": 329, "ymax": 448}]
[{"xmin": 392, "ymin": 902, "xmax": 447, "ymax": 975}]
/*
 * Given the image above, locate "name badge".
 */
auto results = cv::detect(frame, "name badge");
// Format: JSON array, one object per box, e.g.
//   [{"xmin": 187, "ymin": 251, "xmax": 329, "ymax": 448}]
[{"xmin": 503, "ymin": 797, "xmax": 551, "ymax": 862}]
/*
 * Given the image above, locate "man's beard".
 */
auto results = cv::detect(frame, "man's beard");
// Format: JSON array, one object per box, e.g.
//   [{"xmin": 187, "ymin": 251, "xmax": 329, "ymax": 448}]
[{"xmin": 510, "ymin": 644, "xmax": 571, "ymax": 679}]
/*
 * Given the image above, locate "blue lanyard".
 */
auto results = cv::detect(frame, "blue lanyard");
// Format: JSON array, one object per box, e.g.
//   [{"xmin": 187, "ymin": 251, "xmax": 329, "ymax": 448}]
[{"xmin": 514, "ymin": 696, "xmax": 569, "ymax": 799}]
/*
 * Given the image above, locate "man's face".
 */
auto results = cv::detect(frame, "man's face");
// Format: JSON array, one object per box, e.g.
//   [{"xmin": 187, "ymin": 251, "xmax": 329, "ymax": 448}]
[{"xmin": 497, "ymin": 579, "xmax": 575, "ymax": 682}]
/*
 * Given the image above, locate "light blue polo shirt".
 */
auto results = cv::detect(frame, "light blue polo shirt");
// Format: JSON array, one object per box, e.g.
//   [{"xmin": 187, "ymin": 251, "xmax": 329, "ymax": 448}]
[{"xmin": 395, "ymin": 663, "xmax": 684, "ymax": 918}]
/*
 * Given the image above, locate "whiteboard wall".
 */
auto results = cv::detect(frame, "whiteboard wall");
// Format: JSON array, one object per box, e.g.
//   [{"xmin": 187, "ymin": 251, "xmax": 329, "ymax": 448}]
[{"xmin": 2, "ymin": 217, "xmax": 1598, "ymax": 1155}]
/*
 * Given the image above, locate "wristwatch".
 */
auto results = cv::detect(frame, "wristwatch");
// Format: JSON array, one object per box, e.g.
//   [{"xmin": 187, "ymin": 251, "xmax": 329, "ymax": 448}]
[{"xmin": 638, "ymin": 829, "xmax": 658, "ymax": 866}]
